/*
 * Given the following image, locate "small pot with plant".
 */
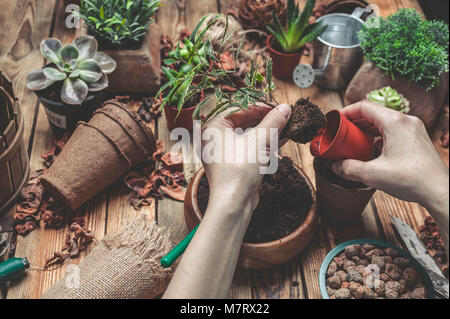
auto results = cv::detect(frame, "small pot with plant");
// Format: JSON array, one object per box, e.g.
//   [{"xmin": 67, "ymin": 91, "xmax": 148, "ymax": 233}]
[
  {"xmin": 77, "ymin": 0, "xmax": 161, "ymax": 93},
  {"xmin": 26, "ymin": 36, "xmax": 116, "ymax": 135},
  {"xmin": 266, "ymin": 0, "xmax": 327, "ymax": 80},
  {"xmin": 345, "ymin": 9, "xmax": 449, "ymax": 130},
  {"xmin": 159, "ymin": 14, "xmax": 276, "ymax": 131}
]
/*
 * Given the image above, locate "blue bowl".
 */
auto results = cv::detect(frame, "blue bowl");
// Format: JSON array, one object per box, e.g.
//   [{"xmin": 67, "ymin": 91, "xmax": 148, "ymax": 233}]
[{"xmin": 319, "ymin": 238, "xmax": 435, "ymax": 299}]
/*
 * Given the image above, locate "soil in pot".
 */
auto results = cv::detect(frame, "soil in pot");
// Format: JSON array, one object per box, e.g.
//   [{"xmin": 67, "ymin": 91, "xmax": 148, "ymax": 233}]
[
  {"xmin": 282, "ymin": 98, "xmax": 326, "ymax": 144},
  {"xmin": 197, "ymin": 157, "xmax": 313, "ymax": 243}
]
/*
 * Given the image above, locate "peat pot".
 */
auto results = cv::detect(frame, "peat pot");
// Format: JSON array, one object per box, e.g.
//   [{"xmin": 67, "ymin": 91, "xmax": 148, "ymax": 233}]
[
  {"xmin": 78, "ymin": 23, "xmax": 161, "ymax": 93},
  {"xmin": 313, "ymin": 158, "xmax": 375, "ymax": 222},
  {"xmin": 41, "ymin": 100, "xmax": 157, "ymax": 211},
  {"xmin": 184, "ymin": 164, "xmax": 319, "ymax": 269},
  {"xmin": 0, "ymin": 72, "xmax": 30, "ymax": 214},
  {"xmin": 345, "ymin": 62, "xmax": 450, "ymax": 130}
]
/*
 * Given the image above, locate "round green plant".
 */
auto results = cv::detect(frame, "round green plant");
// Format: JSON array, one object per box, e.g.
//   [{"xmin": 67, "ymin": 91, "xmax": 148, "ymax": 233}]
[
  {"xmin": 26, "ymin": 36, "xmax": 116, "ymax": 105},
  {"xmin": 367, "ymin": 86, "xmax": 410, "ymax": 114},
  {"xmin": 358, "ymin": 9, "xmax": 449, "ymax": 91},
  {"xmin": 79, "ymin": 0, "xmax": 161, "ymax": 47}
]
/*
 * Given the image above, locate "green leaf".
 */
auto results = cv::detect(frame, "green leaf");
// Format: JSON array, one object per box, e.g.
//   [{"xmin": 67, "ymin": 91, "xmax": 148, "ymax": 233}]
[
  {"xmin": 93, "ymin": 52, "xmax": 117, "ymax": 74},
  {"xmin": 287, "ymin": 0, "xmax": 296, "ymax": 24},
  {"xmin": 295, "ymin": 22, "xmax": 327, "ymax": 51},
  {"xmin": 190, "ymin": 14, "xmax": 210, "ymax": 43},
  {"xmin": 26, "ymin": 69, "xmax": 55, "ymax": 91},
  {"xmin": 288, "ymin": 0, "xmax": 316, "ymax": 45},
  {"xmin": 61, "ymin": 78, "xmax": 89, "ymax": 105},
  {"xmin": 192, "ymin": 96, "xmax": 211, "ymax": 120},
  {"xmin": 78, "ymin": 59, "xmax": 103, "ymax": 83},
  {"xmin": 40, "ymin": 38, "xmax": 62, "ymax": 64},
  {"xmin": 100, "ymin": 5, "xmax": 104, "ymax": 19},
  {"xmin": 88, "ymin": 72, "xmax": 109, "ymax": 92},
  {"xmin": 60, "ymin": 45, "xmax": 79, "ymax": 63},
  {"xmin": 73, "ymin": 36, "xmax": 98, "ymax": 60},
  {"xmin": 43, "ymin": 67, "xmax": 67, "ymax": 81}
]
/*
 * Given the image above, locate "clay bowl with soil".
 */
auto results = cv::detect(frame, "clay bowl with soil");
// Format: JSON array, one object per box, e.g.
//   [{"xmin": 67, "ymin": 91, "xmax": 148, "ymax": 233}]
[
  {"xmin": 314, "ymin": 158, "xmax": 376, "ymax": 222},
  {"xmin": 319, "ymin": 239, "xmax": 435, "ymax": 299},
  {"xmin": 184, "ymin": 157, "xmax": 318, "ymax": 269}
]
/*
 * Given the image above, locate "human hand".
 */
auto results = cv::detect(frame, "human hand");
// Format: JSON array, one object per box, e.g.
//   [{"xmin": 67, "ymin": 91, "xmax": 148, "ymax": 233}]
[
  {"xmin": 332, "ymin": 100, "xmax": 449, "ymax": 208},
  {"xmin": 201, "ymin": 103, "xmax": 292, "ymax": 216}
]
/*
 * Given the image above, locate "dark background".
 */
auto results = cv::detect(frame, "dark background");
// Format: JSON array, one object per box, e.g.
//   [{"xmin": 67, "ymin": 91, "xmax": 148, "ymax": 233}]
[{"xmin": 419, "ymin": 0, "xmax": 449, "ymax": 23}]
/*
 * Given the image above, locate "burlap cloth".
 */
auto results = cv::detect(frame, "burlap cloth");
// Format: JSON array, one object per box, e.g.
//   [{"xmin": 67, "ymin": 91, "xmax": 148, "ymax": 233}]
[{"xmin": 41, "ymin": 215, "xmax": 175, "ymax": 299}]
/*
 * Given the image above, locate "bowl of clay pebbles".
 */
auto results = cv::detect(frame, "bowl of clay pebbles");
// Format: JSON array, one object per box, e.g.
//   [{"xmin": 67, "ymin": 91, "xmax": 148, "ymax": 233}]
[
  {"xmin": 319, "ymin": 239, "xmax": 435, "ymax": 299},
  {"xmin": 185, "ymin": 156, "xmax": 318, "ymax": 269}
]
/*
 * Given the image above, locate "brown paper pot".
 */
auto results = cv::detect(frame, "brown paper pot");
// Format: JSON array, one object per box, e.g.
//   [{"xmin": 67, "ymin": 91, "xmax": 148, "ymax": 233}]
[
  {"xmin": 41, "ymin": 100, "xmax": 157, "ymax": 211},
  {"xmin": 313, "ymin": 158, "xmax": 375, "ymax": 222},
  {"xmin": 345, "ymin": 62, "xmax": 449, "ymax": 130}
]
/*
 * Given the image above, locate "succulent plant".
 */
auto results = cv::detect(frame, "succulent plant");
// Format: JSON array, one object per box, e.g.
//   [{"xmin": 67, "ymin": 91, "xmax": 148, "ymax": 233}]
[
  {"xmin": 367, "ymin": 86, "xmax": 410, "ymax": 114},
  {"xmin": 266, "ymin": 0, "xmax": 327, "ymax": 53},
  {"xmin": 27, "ymin": 36, "xmax": 116, "ymax": 105}
]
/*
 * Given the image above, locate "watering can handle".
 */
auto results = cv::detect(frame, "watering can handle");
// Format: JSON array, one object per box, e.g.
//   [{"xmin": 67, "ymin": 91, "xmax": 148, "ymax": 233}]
[{"xmin": 351, "ymin": 7, "xmax": 366, "ymax": 19}]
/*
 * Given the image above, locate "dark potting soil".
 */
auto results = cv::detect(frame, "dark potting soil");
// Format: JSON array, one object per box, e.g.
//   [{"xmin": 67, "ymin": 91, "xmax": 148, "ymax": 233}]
[
  {"xmin": 282, "ymin": 98, "xmax": 325, "ymax": 144},
  {"xmin": 89, "ymin": 32, "xmax": 144, "ymax": 51},
  {"xmin": 315, "ymin": 158, "xmax": 367, "ymax": 189},
  {"xmin": 197, "ymin": 157, "xmax": 313, "ymax": 243}
]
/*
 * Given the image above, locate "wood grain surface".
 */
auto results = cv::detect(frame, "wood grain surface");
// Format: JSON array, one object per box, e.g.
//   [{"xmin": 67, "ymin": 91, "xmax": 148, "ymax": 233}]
[{"xmin": 0, "ymin": 0, "xmax": 447, "ymax": 299}]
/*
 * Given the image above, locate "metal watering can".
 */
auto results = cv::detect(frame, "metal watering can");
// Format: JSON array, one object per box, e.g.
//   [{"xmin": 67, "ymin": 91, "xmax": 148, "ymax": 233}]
[{"xmin": 293, "ymin": 8, "xmax": 372, "ymax": 90}]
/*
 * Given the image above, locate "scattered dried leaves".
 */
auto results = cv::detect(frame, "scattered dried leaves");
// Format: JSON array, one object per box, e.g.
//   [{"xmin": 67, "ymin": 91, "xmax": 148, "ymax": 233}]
[
  {"xmin": 419, "ymin": 216, "xmax": 448, "ymax": 278},
  {"xmin": 44, "ymin": 217, "xmax": 95, "ymax": 270},
  {"xmin": 124, "ymin": 141, "xmax": 187, "ymax": 210}
]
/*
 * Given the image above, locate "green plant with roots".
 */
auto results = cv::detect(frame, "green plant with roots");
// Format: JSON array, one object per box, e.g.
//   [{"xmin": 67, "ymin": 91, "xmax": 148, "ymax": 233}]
[
  {"xmin": 367, "ymin": 86, "xmax": 410, "ymax": 114},
  {"xmin": 358, "ymin": 9, "xmax": 449, "ymax": 91},
  {"xmin": 158, "ymin": 14, "xmax": 275, "ymax": 123},
  {"xmin": 266, "ymin": 0, "xmax": 327, "ymax": 54},
  {"xmin": 26, "ymin": 36, "xmax": 116, "ymax": 105},
  {"xmin": 78, "ymin": 0, "xmax": 161, "ymax": 47}
]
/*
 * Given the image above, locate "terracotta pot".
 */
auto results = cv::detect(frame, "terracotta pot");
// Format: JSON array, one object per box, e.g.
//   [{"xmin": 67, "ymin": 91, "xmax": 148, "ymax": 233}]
[
  {"xmin": 41, "ymin": 100, "xmax": 157, "ymax": 211},
  {"xmin": 345, "ymin": 62, "xmax": 450, "ymax": 130},
  {"xmin": 267, "ymin": 35, "xmax": 303, "ymax": 81},
  {"xmin": 162, "ymin": 90, "xmax": 205, "ymax": 132},
  {"xmin": 184, "ymin": 165, "xmax": 319, "ymax": 269},
  {"xmin": 310, "ymin": 109, "xmax": 374, "ymax": 161},
  {"xmin": 313, "ymin": 158, "xmax": 375, "ymax": 222}
]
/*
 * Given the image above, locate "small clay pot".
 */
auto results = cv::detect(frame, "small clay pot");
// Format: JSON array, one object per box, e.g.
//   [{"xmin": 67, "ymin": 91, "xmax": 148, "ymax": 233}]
[
  {"xmin": 313, "ymin": 158, "xmax": 375, "ymax": 222},
  {"xmin": 41, "ymin": 100, "xmax": 157, "ymax": 211},
  {"xmin": 267, "ymin": 35, "xmax": 303, "ymax": 81},
  {"xmin": 310, "ymin": 109, "xmax": 374, "ymax": 161},
  {"xmin": 162, "ymin": 90, "xmax": 205, "ymax": 132},
  {"xmin": 184, "ymin": 164, "xmax": 319, "ymax": 269}
]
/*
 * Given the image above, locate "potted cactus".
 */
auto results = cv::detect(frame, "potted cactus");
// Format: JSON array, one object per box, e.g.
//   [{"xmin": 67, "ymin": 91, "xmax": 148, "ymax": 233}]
[
  {"xmin": 367, "ymin": 86, "xmax": 410, "ymax": 114},
  {"xmin": 345, "ymin": 9, "xmax": 449, "ymax": 130},
  {"xmin": 26, "ymin": 36, "xmax": 116, "ymax": 134},
  {"xmin": 266, "ymin": 0, "xmax": 327, "ymax": 80},
  {"xmin": 76, "ymin": 0, "xmax": 161, "ymax": 93}
]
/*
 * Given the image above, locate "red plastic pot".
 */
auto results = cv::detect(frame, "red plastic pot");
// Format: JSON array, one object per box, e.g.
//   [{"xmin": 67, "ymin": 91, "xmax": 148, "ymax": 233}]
[
  {"xmin": 310, "ymin": 109, "xmax": 374, "ymax": 161},
  {"xmin": 267, "ymin": 35, "xmax": 303, "ymax": 81},
  {"xmin": 161, "ymin": 90, "xmax": 205, "ymax": 132}
]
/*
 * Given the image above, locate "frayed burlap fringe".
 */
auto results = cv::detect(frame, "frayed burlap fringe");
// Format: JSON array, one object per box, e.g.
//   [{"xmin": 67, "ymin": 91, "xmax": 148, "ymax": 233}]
[{"xmin": 41, "ymin": 215, "xmax": 175, "ymax": 299}]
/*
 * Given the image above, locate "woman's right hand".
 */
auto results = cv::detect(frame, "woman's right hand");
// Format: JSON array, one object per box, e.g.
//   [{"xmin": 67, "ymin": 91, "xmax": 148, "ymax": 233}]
[{"xmin": 331, "ymin": 100, "xmax": 449, "ymax": 209}]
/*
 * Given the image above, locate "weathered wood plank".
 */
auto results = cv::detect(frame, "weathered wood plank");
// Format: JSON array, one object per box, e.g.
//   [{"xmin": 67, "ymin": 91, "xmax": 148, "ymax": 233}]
[
  {"xmin": 0, "ymin": 0, "xmax": 57, "ymax": 148},
  {"xmin": 7, "ymin": 0, "xmax": 107, "ymax": 299}
]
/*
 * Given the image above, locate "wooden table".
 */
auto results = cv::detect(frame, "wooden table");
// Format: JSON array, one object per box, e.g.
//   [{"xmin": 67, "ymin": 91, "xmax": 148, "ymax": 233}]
[{"xmin": 0, "ymin": 0, "xmax": 448, "ymax": 299}]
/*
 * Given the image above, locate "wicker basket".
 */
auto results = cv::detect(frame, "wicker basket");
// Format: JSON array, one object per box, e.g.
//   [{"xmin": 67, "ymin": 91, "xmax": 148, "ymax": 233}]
[{"xmin": 0, "ymin": 72, "xmax": 30, "ymax": 214}]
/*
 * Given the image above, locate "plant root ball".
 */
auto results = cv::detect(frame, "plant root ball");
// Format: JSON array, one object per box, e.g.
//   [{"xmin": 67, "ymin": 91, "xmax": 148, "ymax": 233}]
[{"xmin": 283, "ymin": 98, "xmax": 325, "ymax": 144}]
